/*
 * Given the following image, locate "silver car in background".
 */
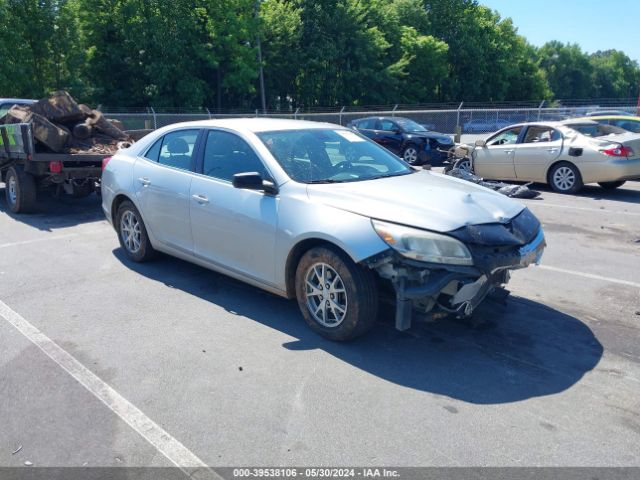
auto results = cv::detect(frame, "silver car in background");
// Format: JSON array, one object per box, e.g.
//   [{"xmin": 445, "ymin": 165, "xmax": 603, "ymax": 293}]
[{"xmin": 102, "ymin": 119, "xmax": 545, "ymax": 341}]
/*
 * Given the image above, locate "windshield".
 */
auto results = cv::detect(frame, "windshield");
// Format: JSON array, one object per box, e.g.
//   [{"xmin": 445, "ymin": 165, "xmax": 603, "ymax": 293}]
[
  {"xmin": 396, "ymin": 118, "xmax": 427, "ymax": 132},
  {"xmin": 257, "ymin": 129, "xmax": 414, "ymax": 184}
]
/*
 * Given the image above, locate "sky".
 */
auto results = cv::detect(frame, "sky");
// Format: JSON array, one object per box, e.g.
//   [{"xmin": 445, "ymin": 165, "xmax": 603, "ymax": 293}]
[{"xmin": 480, "ymin": 0, "xmax": 640, "ymax": 62}]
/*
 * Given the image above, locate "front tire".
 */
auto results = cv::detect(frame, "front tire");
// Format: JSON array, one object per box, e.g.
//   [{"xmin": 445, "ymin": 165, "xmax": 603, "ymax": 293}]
[
  {"xmin": 549, "ymin": 162, "xmax": 583, "ymax": 194},
  {"xmin": 454, "ymin": 157, "xmax": 472, "ymax": 173},
  {"xmin": 115, "ymin": 200, "xmax": 157, "ymax": 262},
  {"xmin": 402, "ymin": 145, "xmax": 420, "ymax": 165},
  {"xmin": 295, "ymin": 246, "xmax": 378, "ymax": 341},
  {"xmin": 5, "ymin": 166, "xmax": 37, "ymax": 213},
  {"xmin": 598, "ymin": 181, "xmax": 625, "ymax": 190}
]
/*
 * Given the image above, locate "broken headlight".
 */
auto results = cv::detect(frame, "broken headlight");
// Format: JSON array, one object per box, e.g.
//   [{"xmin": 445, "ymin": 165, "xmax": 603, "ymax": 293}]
[{"xmin": 372, "ymin": 220, "xmax": 473, "ymax": 266}]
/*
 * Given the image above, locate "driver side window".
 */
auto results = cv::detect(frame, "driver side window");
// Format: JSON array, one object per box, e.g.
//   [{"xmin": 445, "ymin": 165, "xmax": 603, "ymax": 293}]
[
  {"xmin": 488, "ymin": 127, "xmax": 522, "ymax": 146},
  {"xmin": 202, "ymin": 130, "xmax": 268, "ymax": 182}
]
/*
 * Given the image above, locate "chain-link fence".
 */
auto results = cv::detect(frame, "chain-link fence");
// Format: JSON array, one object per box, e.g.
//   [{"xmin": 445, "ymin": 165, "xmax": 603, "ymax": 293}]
[{"xmin": 101, "ymin": 102, "xmax": 640, "ymax": 136}]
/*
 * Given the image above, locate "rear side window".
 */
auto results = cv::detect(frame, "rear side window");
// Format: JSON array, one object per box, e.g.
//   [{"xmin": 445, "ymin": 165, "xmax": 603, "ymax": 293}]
[
  {"xmin": 143, "ymin": 129, "xmax": 199, "ymax": 170},
  {"xmin": 379, "ymin": 119, "xmax": 397, "ymax": 131},
  {"xmin": 523, "ymin": 126, "xmax": 561, "ymax": 143},
  {"xmin": 144, "ymin": 138, "xmax": 162, "ymax": 161},
  {"xmin": 356, "ymin": 119, "xmax": 376, "ymax": 129}
]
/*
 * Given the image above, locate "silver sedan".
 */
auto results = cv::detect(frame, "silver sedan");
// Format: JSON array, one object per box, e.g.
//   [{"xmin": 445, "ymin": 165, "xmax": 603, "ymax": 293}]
[{"xmin": 101, "ymin": 119, "xmax": 545, "ymax": 340}]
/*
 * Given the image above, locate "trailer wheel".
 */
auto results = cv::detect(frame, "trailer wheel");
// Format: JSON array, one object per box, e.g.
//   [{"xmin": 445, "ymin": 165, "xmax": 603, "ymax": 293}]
[{"xmin": 5, "ymin": 166, "xmax": 37, "ymax": 213}]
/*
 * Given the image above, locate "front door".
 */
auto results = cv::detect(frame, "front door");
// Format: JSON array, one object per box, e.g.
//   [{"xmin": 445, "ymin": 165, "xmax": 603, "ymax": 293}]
[
  {"xmin": 133, "ymin": 128, "xmax": 200, "ymax": 254},
  {"xmin": 473, "ymin": 127, "xmax": 522, "ymax": 180},
  {"xmin": 189, "ymin": 129, "xmax": 279, "ymax": 284}
]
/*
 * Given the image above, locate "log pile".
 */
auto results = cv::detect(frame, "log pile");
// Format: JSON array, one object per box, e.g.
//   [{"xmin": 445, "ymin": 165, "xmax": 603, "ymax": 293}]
[{"xmin": 0, "ymin": 91, "xmax": 133, "ymax": 155}]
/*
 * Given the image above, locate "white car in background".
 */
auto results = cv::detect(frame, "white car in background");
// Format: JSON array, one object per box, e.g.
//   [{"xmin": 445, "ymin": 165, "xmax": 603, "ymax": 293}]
[{"xmin": 466, "ymin": 120, "xmax": 640, "ymax": 193}]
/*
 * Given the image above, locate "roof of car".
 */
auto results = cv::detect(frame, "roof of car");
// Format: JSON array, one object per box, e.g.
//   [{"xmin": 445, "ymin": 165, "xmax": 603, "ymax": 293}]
[
  {"xmin": 573, "ymin": 115, "xmax": 640, "ymax": 121},
  {"xmin": 160, "ymin": 117, "xmax": 346, "ymax": 133}
]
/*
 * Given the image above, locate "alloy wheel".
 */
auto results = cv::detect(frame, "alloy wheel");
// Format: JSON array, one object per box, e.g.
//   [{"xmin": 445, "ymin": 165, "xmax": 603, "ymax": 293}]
[
  {"xmin": 120, "ymin": 210, "xmax": 142, "ymax": 254},
  {"xmin": 457, "ymin": 159, "xmax": 472, "ymax": 173},
  {"xmin": 305, "ymin": 262, "xmax": 348, "ymax": 327},
  {"xmin": 403, "ymin": 147, "xmax": 418, "ymax": 164},
  {"xmin": 553, "ymin": 166, "xmax": 575, "ymax": 191}
]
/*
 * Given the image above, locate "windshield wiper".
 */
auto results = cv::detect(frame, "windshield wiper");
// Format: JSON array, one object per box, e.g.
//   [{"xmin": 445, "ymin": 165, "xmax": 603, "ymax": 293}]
[
  {"xmin": 305, "ymin": 179, "xmax": 347, "ymax": 184},
  {"xmin": 366, "ymin": 171, "xmax": 414, "ymax": 181}
]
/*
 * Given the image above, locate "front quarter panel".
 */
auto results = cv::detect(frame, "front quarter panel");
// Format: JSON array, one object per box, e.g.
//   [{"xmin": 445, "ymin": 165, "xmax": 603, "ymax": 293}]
[{"xmin": 273, "ymin": 183, "xmax": 389, "ymax": 289}]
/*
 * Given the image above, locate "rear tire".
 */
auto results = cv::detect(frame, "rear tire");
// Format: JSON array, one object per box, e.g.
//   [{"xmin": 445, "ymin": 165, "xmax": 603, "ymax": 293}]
[
  {"xmin": 295, "ymin": 246, "xmax": 378, "ymax": 341},
  {"xmin": 115, "ymin": 200, "xmax": 157, "ymax": 262},
  {"xmin": 5, "ymin": 166, "xmax": 37, "ymax": 213},
  {"xmin": 549, "ymin": 162, "xmax": 583, "ymax": 194},
  {"xmin": 598, "ymin": 181, "xmax": 625, "ymax": 190}
]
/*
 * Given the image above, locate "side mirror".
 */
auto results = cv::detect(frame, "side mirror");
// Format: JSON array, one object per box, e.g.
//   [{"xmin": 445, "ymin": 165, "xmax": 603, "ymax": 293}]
[
  {"xmin": 393, "ymin": 128, "xmax": 402, "ymax": 134},
  {"xmin": 475, "ymin": 139, "xmax": 487, "ymax": 147},
  {"xmin": 232, "ymin": 172, "xmax": 278, "ymax": 194}
]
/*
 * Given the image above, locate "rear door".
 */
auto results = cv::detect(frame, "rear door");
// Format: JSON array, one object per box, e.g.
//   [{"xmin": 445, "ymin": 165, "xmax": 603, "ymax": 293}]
[
  {"xmin": 473, "ymin": 127, "xmax": 522, "ymax": 180},
  {"xmin": 352, "ymin": 119, "xmax": 378, "ymax": 141},
  {"xmin": 513, "ymin": 125, "xmax": 563, "ymax": 181},
  {"xmin": 133, "ymin": 128, "xmax": 201, "ymax": 254}
]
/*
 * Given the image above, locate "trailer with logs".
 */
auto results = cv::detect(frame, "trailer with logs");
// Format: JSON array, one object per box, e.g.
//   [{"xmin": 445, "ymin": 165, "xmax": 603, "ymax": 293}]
[{"xmin": 0, "ymin": 92, "xmax": 137, "ymax": 213}]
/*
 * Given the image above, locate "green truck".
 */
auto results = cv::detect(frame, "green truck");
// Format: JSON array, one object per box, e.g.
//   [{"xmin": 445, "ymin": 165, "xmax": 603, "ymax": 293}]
[{"xmin": 0, "ymin": 98, "xmax": 109, "ymax": 213}]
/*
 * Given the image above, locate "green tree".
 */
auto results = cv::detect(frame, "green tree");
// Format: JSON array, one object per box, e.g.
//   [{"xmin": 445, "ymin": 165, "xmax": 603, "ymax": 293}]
[
  {"xmin": 538, "ymin": 41, "xmax": 595, "ymax": 99},
  {"xmin": 589, "ymin": 50, "xmax": 640, "ymax": 99}
]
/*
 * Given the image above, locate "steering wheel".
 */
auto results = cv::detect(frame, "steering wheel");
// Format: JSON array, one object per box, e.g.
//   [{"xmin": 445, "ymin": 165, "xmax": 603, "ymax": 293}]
[{"xmin": 333, "ymin": 160, "xmax": 353, "ymax": 171}]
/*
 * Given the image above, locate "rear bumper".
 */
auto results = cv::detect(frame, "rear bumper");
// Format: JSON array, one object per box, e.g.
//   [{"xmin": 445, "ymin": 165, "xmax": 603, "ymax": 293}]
[{"xmin": 580, "ymin": 158, "xmax": 640, "ymax": 183}]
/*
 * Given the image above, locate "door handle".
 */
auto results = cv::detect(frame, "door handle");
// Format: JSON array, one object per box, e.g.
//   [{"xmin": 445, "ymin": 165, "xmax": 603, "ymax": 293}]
[
  {"xmin": 192, "ymin": 194, "xmax": 209, "ymax": 205},
  {"xmin": 547, "ymin": 148, "xmax": 558, "ymax": 153},
  {"xmin": 138, "ymin": 177, "xmax": 151, "ymax": 186},
  {"xmin": 504, "ymin": 150, "xmax": 514, "ymax": 154}
]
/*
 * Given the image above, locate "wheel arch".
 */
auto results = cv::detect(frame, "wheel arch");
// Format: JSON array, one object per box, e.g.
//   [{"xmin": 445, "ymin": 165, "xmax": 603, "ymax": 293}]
[
  {"xmin": 111, "ymin": 193, "xmax": 135, "ymax": 229},
  {"xmin": 284, "ymin": 238, "xmax": 355, "ymax": 299},
  {"xmin": 546, "ymin": 159, "xmax": 580, "ymax": 184}
]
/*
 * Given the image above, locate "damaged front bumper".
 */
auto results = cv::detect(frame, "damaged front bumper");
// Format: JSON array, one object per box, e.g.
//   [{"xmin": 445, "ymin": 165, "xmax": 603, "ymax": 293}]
[{"xmin": 366, "ymin": 226, "xmax": 546, "ymax": 331}]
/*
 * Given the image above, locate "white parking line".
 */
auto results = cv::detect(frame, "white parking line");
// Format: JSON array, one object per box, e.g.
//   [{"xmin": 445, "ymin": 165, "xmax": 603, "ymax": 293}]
[
  {"xmin": 537, "ymin": 265, "xmax": 640, "ymax": 289},
  {"xmin": 0, "ymin": 233, "xmax": 79, "ymax": 249},
  {"xmin": 0, "ymin": 299, "xmax": 220, "ymax": 479},
  {"xmin": 528, "ymin": 202, "xmax": 640, "ymax": 217}
]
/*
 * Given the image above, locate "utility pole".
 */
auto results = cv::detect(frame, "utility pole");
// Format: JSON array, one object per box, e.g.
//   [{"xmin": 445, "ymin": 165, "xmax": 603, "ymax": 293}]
[{"xmin": 255, "ymin": 0, "xmax": 267, "ymax": 113}]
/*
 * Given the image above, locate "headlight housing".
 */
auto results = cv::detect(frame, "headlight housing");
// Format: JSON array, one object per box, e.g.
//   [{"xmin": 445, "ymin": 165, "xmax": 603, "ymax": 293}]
[{"xmin": 372, "ymin": 220, "xmax": 473, "ymax": 266}]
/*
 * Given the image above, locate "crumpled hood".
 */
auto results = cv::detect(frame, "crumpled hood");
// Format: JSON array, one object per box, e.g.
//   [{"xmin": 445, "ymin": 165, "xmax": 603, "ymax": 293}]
[{"xmin": 306, "ymin": 171, "xmax": 525, "ymax": 232}]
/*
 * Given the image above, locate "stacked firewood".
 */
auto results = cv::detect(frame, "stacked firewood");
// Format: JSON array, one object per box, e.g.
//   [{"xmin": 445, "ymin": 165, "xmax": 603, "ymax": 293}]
[{"xmin": 0, "ymin": 91, "xmax": 133, "ymax": 155}]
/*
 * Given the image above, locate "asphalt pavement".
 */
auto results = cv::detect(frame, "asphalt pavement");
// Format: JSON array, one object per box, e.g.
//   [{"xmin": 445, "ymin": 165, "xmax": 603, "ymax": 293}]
[{"xmin": 0, "ymin": 178, "xmax": 639, "ymax": 472}]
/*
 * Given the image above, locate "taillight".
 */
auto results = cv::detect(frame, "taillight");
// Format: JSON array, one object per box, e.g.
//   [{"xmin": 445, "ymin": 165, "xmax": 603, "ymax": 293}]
[
  {"xmin": 49, "ymin": 160, "xmax": 63, "ymax": 173},
  {"xmin": 102, "ymin": 156, "xmax": 112, "ymax": 171},
  {"xmin": 601, "ymin": 145, "xmax": 634, "ymax": 157}
]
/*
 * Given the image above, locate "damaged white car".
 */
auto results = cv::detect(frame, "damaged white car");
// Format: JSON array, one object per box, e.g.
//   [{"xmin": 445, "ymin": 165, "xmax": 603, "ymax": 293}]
[{"xmin": 102, "ymin": 119, "xmax": 546, "ymax": 341}]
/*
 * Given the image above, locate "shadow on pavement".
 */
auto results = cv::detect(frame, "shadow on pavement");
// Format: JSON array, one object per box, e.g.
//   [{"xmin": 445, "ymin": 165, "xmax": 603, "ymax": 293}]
[
  {"xmin": 0, "ymin": 186, "xmax": 104, "ymax": 231},
  {"xmin": 114, "ymin": 248, "xmax": 603, "ymax": 405},
  {"xmin": 532, "ymin": 182, "xmax": 640, "ymax": 205}
]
